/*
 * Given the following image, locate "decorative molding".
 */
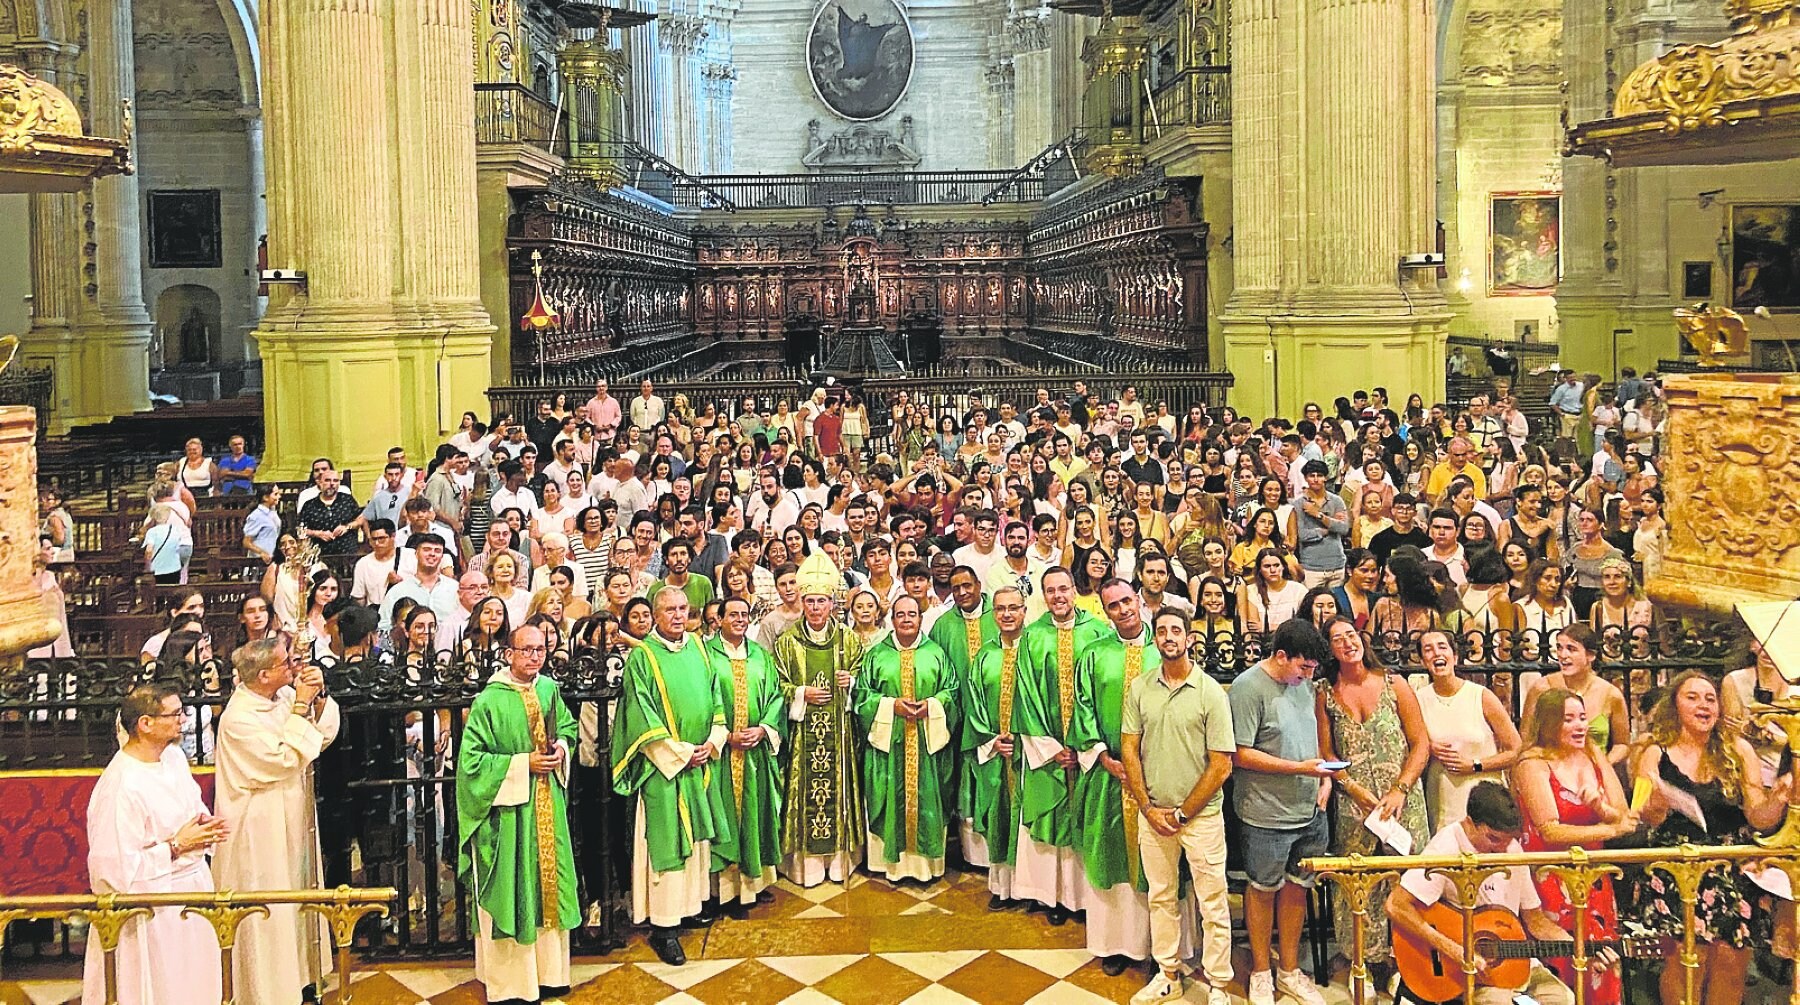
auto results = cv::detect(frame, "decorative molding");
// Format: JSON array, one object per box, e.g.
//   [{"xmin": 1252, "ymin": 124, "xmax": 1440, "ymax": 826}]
[
  {"xmin": 1006, "ymin": 6, "xmax": 1052, "ymax": 53},
  {"xmin": 801, "ymin": 116, "xmax": 921, "ymax": 170},
  {"xmin": 1461, "ymin": 4, "xmax": 1562, "ymax": 87},
  {"xmin": 657, "ymin": 14, "xmax": 709, "ymax": 55}
]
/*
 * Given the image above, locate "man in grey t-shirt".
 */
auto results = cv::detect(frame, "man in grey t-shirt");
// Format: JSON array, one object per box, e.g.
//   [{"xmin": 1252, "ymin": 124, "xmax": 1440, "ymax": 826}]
[{"xmin": 1228, "ymin": 620, "xmax": 1335, "ymax": 1005}]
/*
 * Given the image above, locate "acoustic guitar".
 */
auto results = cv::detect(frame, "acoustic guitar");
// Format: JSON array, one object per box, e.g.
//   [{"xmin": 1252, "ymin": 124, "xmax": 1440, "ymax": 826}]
[{"xmin": 1393, "ymin": 902, "xmax": 1656, "ymax": 1003}]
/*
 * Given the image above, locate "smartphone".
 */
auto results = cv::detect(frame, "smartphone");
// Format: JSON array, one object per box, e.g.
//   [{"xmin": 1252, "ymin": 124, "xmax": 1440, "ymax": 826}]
[{"xmin": 1319, "ymin": 760, "xmax": 1351, "ymax": 771}]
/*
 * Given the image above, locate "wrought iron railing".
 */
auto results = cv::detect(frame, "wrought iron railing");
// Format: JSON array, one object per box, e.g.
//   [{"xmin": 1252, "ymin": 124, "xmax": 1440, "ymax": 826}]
[
  {"xmin": 1, "ymin": 648, "xmax": 626, "ymax": 957},
  {"xmin": 670, "ymin": 171, "xmax": 1045, "ymax": 211},
  {"xmin": 473, "ymin": 82, "xmax": 559, "ymax": 147},
  {"xmin": 0, "ymin": 619, "xmax": 1733, "ymax": 958},
  {"xmin": 0, "ymin": 365, "xmax": 54, "ymax": 438}
]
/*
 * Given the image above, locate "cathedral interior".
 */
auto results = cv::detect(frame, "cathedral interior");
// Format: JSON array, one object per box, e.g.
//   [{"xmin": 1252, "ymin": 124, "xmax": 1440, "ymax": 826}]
[
  {"xmin": 0, "ymin": 0, "xmax": 1795, "ymax": 474},
  {"xmin": 3, "ymin": 0, "xmax": 1800, "ymax": 1003}
]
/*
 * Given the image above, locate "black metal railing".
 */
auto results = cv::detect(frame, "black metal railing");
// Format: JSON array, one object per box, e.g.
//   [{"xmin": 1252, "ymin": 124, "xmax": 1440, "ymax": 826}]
[
  {"xmin": 0, "ymin": 647, "xmax": 629, "ymax": 958},
  {"xmin": 474, "ymin": 82, "xmax": 559, "ymax": 147},
  {"xmin": 0, "ymin": 619, "xmax": 1732, "ymax": 959},
  {"xmin": 671, "ymin": 171, "xmax": 1045, "ymax": 211},
  {"xmin": 0, "ymin": 365, "xmax": 54, "ymax": 438}
]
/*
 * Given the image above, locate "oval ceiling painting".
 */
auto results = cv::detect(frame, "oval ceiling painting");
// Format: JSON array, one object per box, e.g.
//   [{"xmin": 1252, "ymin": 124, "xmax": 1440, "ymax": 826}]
[{"xmin": 806, "ymin": 0, "xmax": 916, "ymax": 122}]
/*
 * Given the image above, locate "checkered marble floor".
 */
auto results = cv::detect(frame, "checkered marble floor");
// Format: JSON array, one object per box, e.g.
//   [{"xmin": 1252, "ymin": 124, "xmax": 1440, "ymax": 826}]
[{"xmin": 2, "ymin": 868, "xmax": 1359, "ymax": 1005}]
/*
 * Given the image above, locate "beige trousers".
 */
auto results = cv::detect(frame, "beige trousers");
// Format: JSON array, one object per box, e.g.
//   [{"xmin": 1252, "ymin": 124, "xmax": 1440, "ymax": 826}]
[{"xmin": 1137, "ymin": 810, "xmax": 1232, "ymax": 987}]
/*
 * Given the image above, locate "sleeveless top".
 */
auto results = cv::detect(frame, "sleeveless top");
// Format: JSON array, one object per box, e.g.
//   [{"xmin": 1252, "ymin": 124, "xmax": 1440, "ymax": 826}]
[
  {"xmin": 1654, "ymin": 753, "xmax": 1749, "ymax": 844},
  {"xmin": 179, "ymin": 459, "xmax": 212, "ymax": 490},
  {"xmin": 1522, "ymin": 749, "xmax": 1609, "ymax": 850},
  {"xmin": 1413, "ymin": 679, "xmax": 1502, "ymax": 829},
  {"xmin": 1504, "ymin": 516, "xmax": 1551, "ymax": 557}
]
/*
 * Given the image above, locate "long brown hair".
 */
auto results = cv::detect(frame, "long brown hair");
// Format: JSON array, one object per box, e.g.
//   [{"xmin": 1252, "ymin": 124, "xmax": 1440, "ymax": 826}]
[
  {"xmin": 1519, "ymin": 687, "xmax": 1598, "ymax": 761},
  {"xmin": 1642, "ymin": 670, "xmax": 1748, "ymax": 801}
]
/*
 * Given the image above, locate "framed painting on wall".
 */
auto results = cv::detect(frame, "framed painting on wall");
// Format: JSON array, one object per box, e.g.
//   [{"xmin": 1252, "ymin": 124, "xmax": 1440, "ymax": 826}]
[
  {"xmin": 147, "ymin": 189, "xmax": 222, "ymax": 269},
  {"xmin": 1489, "ymin": 192, "xmax": 1560, "ymax": 296},
  {"xmin": 1730, "ymin": 205, "xmax": 1800, "ymax": 311},
  {"xmin": 1682, "ymin": 261, "xmax": 1714, "ymax": 300}
]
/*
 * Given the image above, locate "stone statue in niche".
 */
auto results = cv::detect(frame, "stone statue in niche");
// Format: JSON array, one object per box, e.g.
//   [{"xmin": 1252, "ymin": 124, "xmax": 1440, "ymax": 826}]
[{"xmin": 178, "ymin": 306, "xmax": 209, "ymax": 363}]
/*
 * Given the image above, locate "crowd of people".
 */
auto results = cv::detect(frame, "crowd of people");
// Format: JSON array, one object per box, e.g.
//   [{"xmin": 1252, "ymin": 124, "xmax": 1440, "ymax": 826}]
[{"xmin": 78, "ymin": 369, "xmax": 1796, "ymax": 1005}]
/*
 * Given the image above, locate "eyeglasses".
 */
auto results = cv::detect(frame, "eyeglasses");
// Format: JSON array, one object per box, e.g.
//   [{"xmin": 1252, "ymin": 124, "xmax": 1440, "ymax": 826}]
[{"xmin": 508, "ymin": 645, "xmax": 549, "ymax": 656}]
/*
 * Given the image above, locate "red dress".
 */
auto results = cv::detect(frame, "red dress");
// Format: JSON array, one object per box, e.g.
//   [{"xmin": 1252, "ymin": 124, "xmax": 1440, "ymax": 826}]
[{"xmin": 1520, "ymin": 752, "xmax": 1623, "ymax": 1005}]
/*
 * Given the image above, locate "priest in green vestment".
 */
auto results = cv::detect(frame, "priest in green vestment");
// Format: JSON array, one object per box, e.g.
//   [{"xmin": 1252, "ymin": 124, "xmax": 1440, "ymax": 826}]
[
  {"xmin": 964, "ymin": 586, "xmax": 1029, "ymax": 908},
  {"xmin": 611, "ymin": 587, "xmax": 735, "ymax": 966},
  {"xmin": 704, "ymin": 596, "xmax": 786, "ymax": 913},
  {"xmin": 1014, "ymin": 565, "xmax": 1116, "ymax": 923},
  {"xmin": 457, "ymin": 624, "xmax": 581, "ymax": 1002},
  {"xmin": 770, "ymin": 551, "xmax": 866, "ymax": 886},
  {"xmin": 857, "ymin": 594, "xmax": 958, "ymax": 881},
  {"xmin": 926, "ymin": 565, "xmax": 996, "ymax": 865},
  {"xmin": 1072, "ymin": 579, "xmax": 1192, "ymax": 974}
]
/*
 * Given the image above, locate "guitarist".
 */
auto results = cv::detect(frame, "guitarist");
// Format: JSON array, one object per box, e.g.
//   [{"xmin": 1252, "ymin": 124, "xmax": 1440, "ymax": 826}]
[{"xmin": 1386, "ymin": 781, "xmax": 1617, "ymax": 1005}]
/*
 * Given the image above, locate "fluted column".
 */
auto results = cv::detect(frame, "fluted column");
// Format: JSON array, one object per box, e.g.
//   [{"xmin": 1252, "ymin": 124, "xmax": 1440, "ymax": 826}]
[
  {"xmin": 255, "ymin": 0, "xmax": 494, "ymax": 478},
  {"xmin": 14, "ymin": 0, "xmax": 152, "ymax": 432},
  {"xmin": 1221, "ymin": 0, "xmax": 1448, "ymax": 418}
]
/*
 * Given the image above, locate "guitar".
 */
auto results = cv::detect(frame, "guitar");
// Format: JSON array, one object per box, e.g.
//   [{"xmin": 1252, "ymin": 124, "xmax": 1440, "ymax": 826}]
[{"xmin": 1393, "ymin": 902, "xmax": 1657, "ymax": 1003}]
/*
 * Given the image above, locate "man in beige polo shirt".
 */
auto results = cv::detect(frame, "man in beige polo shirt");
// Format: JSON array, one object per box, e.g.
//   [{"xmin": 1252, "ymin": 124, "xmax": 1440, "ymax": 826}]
[{"xmin": 1120, "ymin": 610, "xmax": 1236, "ymax": 1005}]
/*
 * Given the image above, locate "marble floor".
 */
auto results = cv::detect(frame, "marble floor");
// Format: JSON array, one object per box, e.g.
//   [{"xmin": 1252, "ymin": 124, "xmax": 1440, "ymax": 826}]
[{"xmin": 1, "ymin": 867, "xmax": 1355, "ymax": 1005}]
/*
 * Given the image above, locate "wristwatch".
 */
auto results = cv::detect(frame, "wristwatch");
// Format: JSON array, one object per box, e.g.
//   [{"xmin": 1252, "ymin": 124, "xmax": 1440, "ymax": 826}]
[
  {"xmin": 1173, "ymin": 808, "xmax": 1189, "ymax": 825},
  {"xmin": 1473, "ymin": 759, "xmax": 1484, "ymax": 774}
]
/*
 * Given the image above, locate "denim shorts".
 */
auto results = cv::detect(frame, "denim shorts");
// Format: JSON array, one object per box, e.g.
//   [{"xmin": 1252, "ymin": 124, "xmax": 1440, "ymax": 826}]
[{"xmin": 1238, "ymin": 811, "xmax": 1329, "ymax": 892}]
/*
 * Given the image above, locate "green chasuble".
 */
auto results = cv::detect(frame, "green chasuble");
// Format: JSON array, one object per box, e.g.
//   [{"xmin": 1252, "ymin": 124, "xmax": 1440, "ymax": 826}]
[
  {"xmin": 1014, "ymin": 610, "xmax": 1116, "ymax": 847},
  {"xmin": 1070, "ymin": 633, "xmax": 1150, "ymax": 892},
  {"xmin": 456, "ymin": 671, "xmax": 581, "ymax": 942},
  {"xmin": 702, "ymin": 635, "xmax": 786, "ymax": 879},
  {"xmin": 611, "ymin": 632, "xmax": 739, "ymax": 874},
  {"xmin": 927, "ymin": 602, "xmax": 997, "ymax": 821},
  {"xmin": 964, "ymin": 637, "xmax": 1024, "ymax": 865},
  {"xmin": 856, "ymin": 635, "xmax": 959, "ymax": 863},
  {"xmin": 770, "ymin": 621, "xmax": 866, "ymax": 860}
]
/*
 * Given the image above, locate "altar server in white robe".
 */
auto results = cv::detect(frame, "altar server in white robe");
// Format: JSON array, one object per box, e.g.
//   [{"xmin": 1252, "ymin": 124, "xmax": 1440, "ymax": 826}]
[
  {"xmin": 212, "ymin": 637, "xmax": 340, "ymax": 1005},
  {"xmin": 84, "ymin": 682, "xmax": 230, "ymax": 1005}
]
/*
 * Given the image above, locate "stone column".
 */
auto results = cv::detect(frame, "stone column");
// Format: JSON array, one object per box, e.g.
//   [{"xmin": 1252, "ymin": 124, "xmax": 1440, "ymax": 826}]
[
  {"xmin": 1221, "ymin": 0, "xmax": 1449, "ymax": 419},
  {"xmin": 1008, "ymin": 6, "xmax": 1053, "ymax": 165},
  {"xmin": 13, "ymin": 0, "xmax": 152, "ymax": 433},
  {"xmin": 254, "ymin": 0, "xmax": 494, "ymax": 479},
  {"xmin": 1553, "ymin": 0, "xmax": 1621, "ymax": 375}
]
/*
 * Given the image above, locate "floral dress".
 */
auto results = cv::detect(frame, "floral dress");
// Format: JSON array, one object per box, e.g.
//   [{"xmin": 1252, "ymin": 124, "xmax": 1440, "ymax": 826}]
[
  {"xmin": 1323, "ymin": 676, "xmax": 1431, "ymax": 962},
  {"xmin": 1625, "ymin": 754, "xmax": 1771, "ymax": 947}
]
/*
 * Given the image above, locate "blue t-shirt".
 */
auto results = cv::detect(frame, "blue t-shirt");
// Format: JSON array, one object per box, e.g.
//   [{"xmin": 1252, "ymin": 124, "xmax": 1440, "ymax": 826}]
[
  {"xmin": 218, "ymin": 453, "xmax": 258, "ymax": 494},
  {"xmin": 1228, "ymin": 661, "xmax": 1322, "ymax": 829}
]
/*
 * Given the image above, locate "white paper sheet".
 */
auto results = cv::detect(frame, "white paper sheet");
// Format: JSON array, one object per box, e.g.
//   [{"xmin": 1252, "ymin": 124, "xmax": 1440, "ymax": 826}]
[
  {"xmin": 1364, "ymin": 807, "xmax": 1415, "ymax": 855},
  {"xmin": 1749, "ymin": 864, "xmax": 1794, "ymax": 901}
]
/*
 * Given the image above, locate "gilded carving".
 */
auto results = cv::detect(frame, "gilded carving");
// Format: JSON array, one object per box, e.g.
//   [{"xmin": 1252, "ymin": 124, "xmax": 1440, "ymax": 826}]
[
  {"xmin": 1611, "ymin": 17, "xmax": 1800, "ymax": 132},
  {"xmin": 0, "ymin": 63, "xmax": 84, "ymax": 150},
  {"xmin": 1674, "ymin": 303, "xmax": 1763, "ymax": 364},
  {"xmin": 1652, "ymin": 374, "xmax": 1800, "ymax": 615}
]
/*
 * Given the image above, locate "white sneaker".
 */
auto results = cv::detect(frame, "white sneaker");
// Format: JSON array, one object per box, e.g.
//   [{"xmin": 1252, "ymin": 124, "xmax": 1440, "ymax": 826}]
[
  {"xmin": 1135, "ymin": 972, "xmax": 1184, "ymax": 1004},
  {"xmin": 1207, "ymin": 985, "xmax": 1235, "ymax": 1005},
  {"xmin": 1249, "ymin": 970, "xmax": 1276, "ymax": 1005},
  {"xmin": 1276, "ymin": 968, "xmax": 1328, "ymax": 1005}
]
